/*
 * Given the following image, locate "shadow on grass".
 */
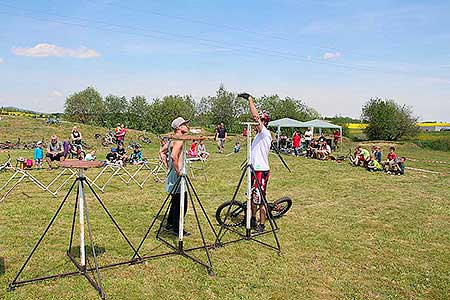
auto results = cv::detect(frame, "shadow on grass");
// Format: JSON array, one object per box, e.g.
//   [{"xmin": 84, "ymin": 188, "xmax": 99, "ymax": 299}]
[{"xmin": 68, "ymin": 245, "xmax": 106, "ymax": 258}]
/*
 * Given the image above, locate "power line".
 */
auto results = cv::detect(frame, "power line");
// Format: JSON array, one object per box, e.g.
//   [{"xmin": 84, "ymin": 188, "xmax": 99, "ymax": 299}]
[{"xmin": 0, "ymin": 2, "xmax": 382, "ymax": 73}]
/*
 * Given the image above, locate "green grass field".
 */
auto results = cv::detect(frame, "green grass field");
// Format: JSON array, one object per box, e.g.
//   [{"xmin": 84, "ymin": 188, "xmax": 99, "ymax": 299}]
[{"xmin": 1, "ymin": 116, "xmax": 450, "ymax": 300}]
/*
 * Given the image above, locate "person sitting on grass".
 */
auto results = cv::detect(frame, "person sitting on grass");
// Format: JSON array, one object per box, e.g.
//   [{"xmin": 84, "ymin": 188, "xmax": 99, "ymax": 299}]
[
  {"xmin": 116, "ymin": 143, "xmax": 128, "ymax": 165},
  {"xmin": 306, "ymin": 139, "xmax": 317, "ymax": 158},
  {"xmin": 317, "ymin": 140, "xmax": 331, "ymax": 160},
  {"xmin": 34, "ymin": 141, "xmax": 44, "ymax": 170},
  {"xmin": 382, "ymin": 146, "xmax": 398, "ymax": 171},
  {"xmin": 351, "ymin": 145, "xmax": 370, "ymax": 166},
  {"xmin": 388, "ymin": 157, "xmax": 406, "ymax": 175},
  {"xmin": 234, "ymin": 141, "xmax": 241, "ymax": 153},
  {"xmin": 372, "ymin": 146, "xmax": 382, "ymax": 163},
  {"xmin": 46, "ymin": 135, "xmax": 65, "ymax": 169},
  {"xmin": 188, "ymin": 140, "xmax": 198, "ymax": 157},
  {"xmin": 84, "ymin": 150, "xmax": 96, "ymax": 161},
  {"xmin": 106, "ymin": 148, "xmax": 119, "ymax": 164},
  {"xmin": 367, "ymin": 155, "xmax": 383, "ymax": 172},
  {"xmin": 130, "ymin": 144, "xmax": 143, "ymax": 164},
  {"xmin": 197, "ymin": 140, "xmax": 209, "ymax": 159}
]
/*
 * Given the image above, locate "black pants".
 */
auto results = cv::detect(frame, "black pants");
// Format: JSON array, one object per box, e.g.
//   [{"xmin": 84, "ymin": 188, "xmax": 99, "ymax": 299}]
[{"xmin": 167, "ymin": 192, "xmax": 188, "ymax": 230}]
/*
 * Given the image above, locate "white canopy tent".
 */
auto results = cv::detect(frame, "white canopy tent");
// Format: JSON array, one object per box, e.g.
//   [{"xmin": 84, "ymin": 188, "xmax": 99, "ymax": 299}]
[
  {"xmin": 267, "ymin": 118, "xmax": 308, "ymax": 147},
  {"xmin": 302, "ymin": 119, "xmax": 342, "ymax": 146}
]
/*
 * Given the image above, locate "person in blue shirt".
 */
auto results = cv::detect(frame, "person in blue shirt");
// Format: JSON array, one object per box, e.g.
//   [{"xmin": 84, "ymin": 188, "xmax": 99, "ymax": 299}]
[
  {"xmin": 33, "ymin": 141, "xmax": 44, "ymax": 169},
  {"xmin": 130, "ymin": 144, "xmax": 143, "ymax": 164}
]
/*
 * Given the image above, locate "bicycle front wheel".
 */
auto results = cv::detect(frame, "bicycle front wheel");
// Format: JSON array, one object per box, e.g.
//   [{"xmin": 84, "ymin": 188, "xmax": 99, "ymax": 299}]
[{"xmin": 215, "ymin": 201, "xmax": 246, "ymax": 227}]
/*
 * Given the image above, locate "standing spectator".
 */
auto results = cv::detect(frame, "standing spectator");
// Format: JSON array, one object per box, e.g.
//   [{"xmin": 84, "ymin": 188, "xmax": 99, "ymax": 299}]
[
  {"xmin": 46, "ymin": 135, "xmax": 65, "ymax": 169},
  {"xmin": 34, "ymin": 141, "xmax": 44, "ymax": 169},
  {"xmin": 333, "ymin": 130, "xmax": 341, "ymax": 148},
  {"xmin": 242, "ymin": 127, "xmax": 248, "ymax": 138},
  {"xmin": 114, "ymin": 123, "xmax": 124, "ymax": 146},
  {"xmin": 292, "ymin": 130, "xmax": 301, "ymax": 156},
  {"xmin": 215, "ymin": 122, "xmax": 227, "ymax": 153},
  {"xmin": 304, "ymin": 127, "xmax": 313, "ymax": 148}
]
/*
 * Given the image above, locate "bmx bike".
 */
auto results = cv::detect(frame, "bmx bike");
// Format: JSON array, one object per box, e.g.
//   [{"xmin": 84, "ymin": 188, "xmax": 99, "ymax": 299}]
[{"xmin": 215, "ymin": 195, "xmax": 292, "ymax": 227}]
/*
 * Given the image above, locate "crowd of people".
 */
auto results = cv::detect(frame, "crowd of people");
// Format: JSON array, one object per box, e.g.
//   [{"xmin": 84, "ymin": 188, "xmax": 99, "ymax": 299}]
[
  {"xmin": 27, "ymin": 123, "xmax": 145, "ymax": 170},
  {"xmin": 350, "ymin": 145, "xmax": 406, "ymax": 175}
]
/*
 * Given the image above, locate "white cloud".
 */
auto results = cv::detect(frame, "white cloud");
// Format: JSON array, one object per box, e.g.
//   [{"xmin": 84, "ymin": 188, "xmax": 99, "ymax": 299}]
[
  {"xmin": 51, "ymin": 90, "xmax": 63, "ymax": 97},
  {"xmin": 0, "ymin": 58, "xmax": 3, "ymax": 64},
  {"xmin": 323, "ymin": 52, "xmax": 341, "ymax": 59},
  {"xmin": 11, "ymin": 43, "xmax": 100, "ymax": 59}
]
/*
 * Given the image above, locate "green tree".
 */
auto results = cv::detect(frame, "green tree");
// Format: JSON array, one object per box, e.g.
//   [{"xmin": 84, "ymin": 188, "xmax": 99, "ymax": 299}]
[
  {"xmin": 200, "ymin": 85, "xmax": 247, "ymax": 133},
  {"xmin": 148, "ymin": 95, "xmax": 196, "ymax": 134},
  {"xmin": 259, "ymin": 95, "xmax": 319, "ymax": 122},
  {"xmin": 361, "ymin": 98, "xmax": 419, "ymax": 140},
  {"xmin": 127, "ymin": 96, "xmax": 149, "ymax": 130},
  {"xmin": 64, "ymin": 87, "xmax": 105, "ymax": 125},
  {"xmin": 104, "ymin": 94, "xmax": 129, "ymax": 128}
]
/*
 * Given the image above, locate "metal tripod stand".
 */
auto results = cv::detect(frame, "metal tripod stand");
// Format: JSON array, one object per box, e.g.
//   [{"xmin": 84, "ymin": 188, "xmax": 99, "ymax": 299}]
[
  {"xmin": 131, "ymin": 138, "xmax": 218, "ymax": 275},
  {"xmin": 7, "ymin": 163, "xmax": 141, "ymax": 299},
  {"xmin": 215, "ymin": 122, "xmax": 282, "ymax": 253}
]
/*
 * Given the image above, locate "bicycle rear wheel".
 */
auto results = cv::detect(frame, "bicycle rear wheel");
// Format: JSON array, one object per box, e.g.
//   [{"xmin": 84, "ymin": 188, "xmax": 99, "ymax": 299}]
[
  {"xmin": 215, "ymin": 201, "xmax": 246, "ymax": 227},
  {"xmin": 271, "ymin": 197, "xmax": 292, "ymax": 218}
]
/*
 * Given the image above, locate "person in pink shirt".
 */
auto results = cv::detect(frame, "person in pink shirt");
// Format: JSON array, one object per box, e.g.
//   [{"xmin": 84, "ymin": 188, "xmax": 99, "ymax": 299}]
[{"xmin": 292, "ymin": 130, "xmax": 301, "ymax": 156}]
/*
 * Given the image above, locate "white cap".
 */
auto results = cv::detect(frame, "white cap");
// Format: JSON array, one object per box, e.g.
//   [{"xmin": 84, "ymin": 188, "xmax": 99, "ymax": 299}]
[{"xmin": 171, "ymin": 117, "xmax": 189, "ymax": 130}]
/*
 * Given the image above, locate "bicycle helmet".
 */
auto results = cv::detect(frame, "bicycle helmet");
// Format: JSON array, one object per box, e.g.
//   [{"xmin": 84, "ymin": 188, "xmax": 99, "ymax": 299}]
[{"xmin": 259, "ymin": 110, "xmax": 270, "ymax": 125}]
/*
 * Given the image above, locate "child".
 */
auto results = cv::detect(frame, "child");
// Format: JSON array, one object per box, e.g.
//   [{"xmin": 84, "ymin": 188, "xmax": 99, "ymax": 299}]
[
  {"xmin": 367, "ymin": 155, "xmax": 382, "ymax": 172},
  {"xmin": 234, "ymin": 142, "xmax": 241, "ymax": 153},
  {"xmin": 389, "ymin": 157, "xmax": 406, "ymax": 175},
  {"xmin": 383, "ymin": 146, "xmax": 398, "ymax": 171},
  {"xmin": 85, "ymin": 150, "xmax": 96, "ymax": 161},
  {"xmin": 34, "ymin": 141, "xmax": 44, "ymax": 169},
  {"xmin": 116, "ymin": 143, "xmax": 128, "ymax": 164},
  {"xmin": 106, "ymin": 148, "xmax": 119, "ymax": 164},
  {"xmin": 197, "ymin": 140, "xmax": 209, "ymax": 159},
  {"xmin": 130, "ymin": 145, "xmax": 143, "ymax": 164},
  {"xmin": 188, "ymin": 140, "xmax": 198, "ymax": 157},
  {"xmin": 372, "ymin": 146, "xmax": 382, "ymax": 163}
]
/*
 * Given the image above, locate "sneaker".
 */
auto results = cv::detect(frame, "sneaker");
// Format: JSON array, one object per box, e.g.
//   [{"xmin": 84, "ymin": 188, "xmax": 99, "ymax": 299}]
[
  {"xmin": 255, "ymin": 224, "xmax": 265, "ymax": 233},
  {"xmin": 250, "ymin": 217, "xmax": 257, "ymax": 229},
  {"xmin": 173, "ymin": 230, "xmax": 191, "ymax": 237}
]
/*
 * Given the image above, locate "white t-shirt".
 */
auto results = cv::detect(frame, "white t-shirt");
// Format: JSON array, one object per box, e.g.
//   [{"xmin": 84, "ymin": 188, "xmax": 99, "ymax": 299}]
[
  {"xmin": 304, "ymin": 130, "xmax": 313, "ymax": 141},
  {"xmin": 251, "ymin": 126, "xmax": 272, "ymax": 171}
]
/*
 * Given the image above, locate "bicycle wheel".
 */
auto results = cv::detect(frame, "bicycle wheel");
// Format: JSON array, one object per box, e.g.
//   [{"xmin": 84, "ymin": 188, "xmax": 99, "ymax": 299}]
[
  {"xmin": 215, "ymin": 201, "xmax": 246, "ymax": 227},
  {"xmin": 271, "ymin": 197, "xmax": 292, "ymax": 218}
]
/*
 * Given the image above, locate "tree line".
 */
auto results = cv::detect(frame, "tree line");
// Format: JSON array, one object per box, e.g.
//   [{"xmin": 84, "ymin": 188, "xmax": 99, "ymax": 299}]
[
  {"xmin": 64, "ymin": 85, "xmax": 419, "ymax": 140},
  {"xmin": 64, "ymin": 85, "xmax": 319, "ymax": 134}
]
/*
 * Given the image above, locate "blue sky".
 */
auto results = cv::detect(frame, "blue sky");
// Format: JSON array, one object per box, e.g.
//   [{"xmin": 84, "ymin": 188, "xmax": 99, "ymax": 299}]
[{"xmin": 0, "ymin": 0, "xmax": 449, "ymax": 121}]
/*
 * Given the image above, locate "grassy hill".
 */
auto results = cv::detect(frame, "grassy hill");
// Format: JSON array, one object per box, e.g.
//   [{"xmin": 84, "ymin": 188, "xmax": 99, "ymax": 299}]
[{"xmin": 1, "ymin": 115, "xmax": 450, "ymax": 300}]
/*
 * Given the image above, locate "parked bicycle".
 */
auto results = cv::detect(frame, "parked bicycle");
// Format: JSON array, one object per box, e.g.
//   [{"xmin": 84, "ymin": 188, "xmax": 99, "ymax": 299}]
[
  {"xmin": 215, "ymin": 196, "xmax": 292, "ymax": 227},
  {"xmin": 138, "ymin": 131, "xmax": 152, "ymax": 144}
]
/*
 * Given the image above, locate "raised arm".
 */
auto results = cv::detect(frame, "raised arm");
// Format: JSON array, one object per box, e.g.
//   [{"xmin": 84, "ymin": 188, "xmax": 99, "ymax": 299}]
[{"xmin": 239, "ymin": 93, "xmax": 263, "ymax": 132}]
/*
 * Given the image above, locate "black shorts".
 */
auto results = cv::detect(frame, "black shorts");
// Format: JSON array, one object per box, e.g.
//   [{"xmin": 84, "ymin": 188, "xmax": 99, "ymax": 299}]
[{"xmin": 46, "ymin": 153, "xmax": 63, "ymax": 161}]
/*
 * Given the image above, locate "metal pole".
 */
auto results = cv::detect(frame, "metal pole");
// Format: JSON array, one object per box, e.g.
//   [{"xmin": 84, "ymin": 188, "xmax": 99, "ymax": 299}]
[
  {"xmin": 78, "ymin": 169, "xmax": 86, "ymax": 269},
  {"xmin": 178, "ymin": 141, "xmax": 186, "ymax": 248}
]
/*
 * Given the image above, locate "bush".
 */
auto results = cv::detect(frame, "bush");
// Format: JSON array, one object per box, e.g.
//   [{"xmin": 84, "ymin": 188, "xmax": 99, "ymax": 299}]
[{"xmin": 415, "ymin": 138, "xmax": 450, "ymax": 151}]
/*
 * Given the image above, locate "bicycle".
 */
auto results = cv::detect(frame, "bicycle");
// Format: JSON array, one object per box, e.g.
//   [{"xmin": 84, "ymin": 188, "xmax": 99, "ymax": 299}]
[
  {"xmin": 215, "ymin": 196, "xmax": 292, "ymax": 227},
  {"xmin": 138, "ymin": 131, "xmax": 152, "ymax": 144}
]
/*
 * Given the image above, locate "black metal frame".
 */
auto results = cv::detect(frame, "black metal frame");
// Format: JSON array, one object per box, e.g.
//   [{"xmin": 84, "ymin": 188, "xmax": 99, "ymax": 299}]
[
  {"xmin": 7, "ymin": 171, "xmax": 141, "ymax": 299},
  {"xmin": 215, "ymin": 164, "xmax": 282, "ymax": 253},
  {"xmin": 131, "ymin": 173, "xmax": 218, "ymax": 275}
]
